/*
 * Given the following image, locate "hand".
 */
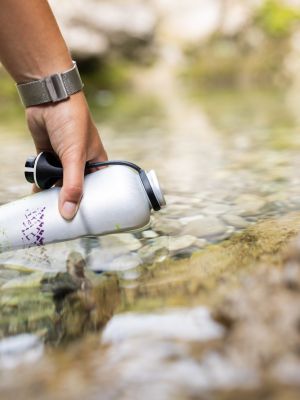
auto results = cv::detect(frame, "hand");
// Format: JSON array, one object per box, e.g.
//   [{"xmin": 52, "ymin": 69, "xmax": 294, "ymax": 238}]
[{"xmin": 26, "ymin": 91, "xmax": 107, "ymax": 220}]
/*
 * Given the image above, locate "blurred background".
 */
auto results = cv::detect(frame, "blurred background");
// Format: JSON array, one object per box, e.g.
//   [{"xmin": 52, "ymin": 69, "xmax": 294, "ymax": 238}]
[
  {"xmin": 1, "ymin": 1, "xmax": 300, "ymax": 399},
  {"xmin": 3, "ymin": 0, "xmax": 300, "ymax": 123},
  {"xmin": 2, "ymin": 0, "xmax": 300, "ymax": 197}
]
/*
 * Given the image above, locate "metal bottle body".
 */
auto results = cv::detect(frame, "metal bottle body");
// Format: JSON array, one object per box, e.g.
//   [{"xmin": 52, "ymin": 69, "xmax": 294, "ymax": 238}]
[{"xmin": 0, "ymin": 166, "xmax": 151, "ymax": 252}]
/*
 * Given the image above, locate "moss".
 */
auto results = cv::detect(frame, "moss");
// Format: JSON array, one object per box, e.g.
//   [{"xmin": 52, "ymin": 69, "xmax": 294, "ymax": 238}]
[
  {"xmin": 119, "ymin": 212, "xmax": 300, "ymax": 312},
  {"xmin": 0, "ymin": 287, "xmax": 55, "ymax": 339}
]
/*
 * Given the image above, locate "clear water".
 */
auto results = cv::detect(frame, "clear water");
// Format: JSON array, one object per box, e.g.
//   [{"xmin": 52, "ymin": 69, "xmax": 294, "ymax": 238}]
[{"xmin": 1, "ymin": 82, "xmax": 300, "ymax": 398}]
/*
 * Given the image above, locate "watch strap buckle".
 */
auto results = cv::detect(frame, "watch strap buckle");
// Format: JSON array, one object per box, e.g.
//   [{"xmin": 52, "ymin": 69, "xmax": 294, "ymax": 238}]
[{"xmin": 45, "ymin": 73, "xmax": 69, "ymax": 102}]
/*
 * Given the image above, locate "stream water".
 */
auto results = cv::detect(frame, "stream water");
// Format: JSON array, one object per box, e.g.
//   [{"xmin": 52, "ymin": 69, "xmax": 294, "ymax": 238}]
[{"xmin": 0, "ymin": 73, "xmax": 300, "ymax": 399}]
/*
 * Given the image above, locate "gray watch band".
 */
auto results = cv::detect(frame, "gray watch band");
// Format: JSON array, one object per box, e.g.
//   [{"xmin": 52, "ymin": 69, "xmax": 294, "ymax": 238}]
[{"xmin": 16, "ymin": 61, "xmax": 84, "ymax": 107}]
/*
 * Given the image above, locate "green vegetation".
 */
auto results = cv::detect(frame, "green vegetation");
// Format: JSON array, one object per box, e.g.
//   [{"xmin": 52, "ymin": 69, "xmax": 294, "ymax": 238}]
[
  {"xmin": 78, "ymin": 57, "xmax": 131, "ymax": 93},
  {"xmin": 181, "ymin": 38, "xmax": 286, "ymax": 89},
  {"xmin": 190, "ymin": 88, "xmax": 300, "ymax": 150},
  {"xmin": 0, "ymin": 59, "xmax": 163, "ymax": 131},
  {"xmin": 255, "ymin": 0, "xmax": 300, "ymax": 38},
  {"xmin": 0, "ymin": 67, "xmax": 24, "ymax": 129},
  {"xmin": 79, "ymin": 58, "xmax": 164, "ymax": 129},
  {"xmin": 182, "ymin": 0, "xmax": 300, "ymax": 90}
]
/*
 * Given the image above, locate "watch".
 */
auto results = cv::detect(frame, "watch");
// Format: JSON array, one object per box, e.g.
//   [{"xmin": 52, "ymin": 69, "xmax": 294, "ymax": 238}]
[{"xmin": 16, "ymin": 61, "xmax": 84, "ymax": 107}]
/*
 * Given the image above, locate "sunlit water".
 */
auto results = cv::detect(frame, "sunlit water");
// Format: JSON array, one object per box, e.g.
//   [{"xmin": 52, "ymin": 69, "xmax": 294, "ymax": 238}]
[{"xmin": 1, "ymin": 85, "xmax": 300, "ymax": 398}]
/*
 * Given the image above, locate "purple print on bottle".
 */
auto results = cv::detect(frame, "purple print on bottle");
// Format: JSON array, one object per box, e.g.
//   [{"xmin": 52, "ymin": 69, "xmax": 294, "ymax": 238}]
[{"xmin": 21, "ymin": 206, "xmax": 46, "ymax": 246}]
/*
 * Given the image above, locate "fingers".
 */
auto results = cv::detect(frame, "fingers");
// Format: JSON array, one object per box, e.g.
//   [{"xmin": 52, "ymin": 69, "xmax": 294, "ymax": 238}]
[
  {"xmin": 59, "ymin": 154, "xmax": 85, "ymax": 220},
  {"xmin": 26, "ymin": 96, "xmax": 108, "ymax": 221}
]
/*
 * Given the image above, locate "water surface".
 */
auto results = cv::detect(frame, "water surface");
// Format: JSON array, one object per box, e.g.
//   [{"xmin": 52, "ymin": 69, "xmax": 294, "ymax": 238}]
[{"xmin": 0, "ymin": 82, "xmax": 300, "ymax": 398}]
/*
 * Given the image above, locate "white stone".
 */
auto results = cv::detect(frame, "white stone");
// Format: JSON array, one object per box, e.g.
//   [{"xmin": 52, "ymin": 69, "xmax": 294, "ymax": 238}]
[
  {"xmin": 0, "ymin": 334, "xmax": 44, "ymax": 369},
  {"xmin": 234, "ymin": 194, "xmax": 266, "ymax": 216},
  {"xmin": 222, "ymin": 214, "xmax": 249, "ymax": 229},
  {"xmin": 112, "ymin": 233, "xmax": 142, "ymax": 251},
  {"xmin": 168, "ymin": 235, "xmax": 197, "ymax": 252},
  {"xmin": 109, "ymin": 253, "xmax": 142, "ymax": 271},
  {"xmin": 102, "ymin": 307, "xmax": 224, "ymax": 344},
  {"xmin": 183, "ymin": 217, "xmax": 226, "ymax": 238},
  {"xmin": 142, "ymin": 230, "xmax": 158, "ymax": 239}
]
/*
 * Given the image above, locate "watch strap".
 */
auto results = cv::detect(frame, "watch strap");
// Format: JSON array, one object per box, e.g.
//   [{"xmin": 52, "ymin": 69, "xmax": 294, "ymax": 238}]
[{"xmin": 16, "ymin": 61, "xmax": 84, "ymax": 107}]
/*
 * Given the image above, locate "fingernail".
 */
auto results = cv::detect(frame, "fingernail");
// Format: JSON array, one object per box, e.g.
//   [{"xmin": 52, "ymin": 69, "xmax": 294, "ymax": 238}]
[{"xmin": 62, "ymin": 201, "xmax": 78, "ymax": 220}]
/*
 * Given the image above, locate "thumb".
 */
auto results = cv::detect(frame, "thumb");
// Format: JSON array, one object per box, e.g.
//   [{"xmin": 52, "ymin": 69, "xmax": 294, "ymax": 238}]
[{"xmin": 59, "ymin": 155, "xmax": 85, "ymax": 220}]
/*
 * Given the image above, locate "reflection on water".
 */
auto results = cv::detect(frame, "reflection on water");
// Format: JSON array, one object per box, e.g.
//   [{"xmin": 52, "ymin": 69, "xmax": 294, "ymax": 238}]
[{"xmin": 1, "ymin": 86, "xmax": 300, "ymax": 398}]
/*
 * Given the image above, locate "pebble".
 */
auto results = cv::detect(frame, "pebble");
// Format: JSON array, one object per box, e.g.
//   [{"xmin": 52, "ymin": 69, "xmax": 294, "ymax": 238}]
[
  {"xmin": 109, "ymin": 253, "xmax": 142, "ymax": 271},
  {"xmin": 234, "ymin": 194, "xmax": 266, "ymax": 217},
  {"xmin": 101, "ymin": 307, "xmax": 224, "ymax": 344},
  {"xmin": 168, "ymin": 235, "xmax": 197, "ymax": 252},
  {"xmin": 202, "ymin": 204, "xmax": 231, "ymax": 215},
  {"xmin": 182, "ymin": 217, "xmax": 227, "ymax": 238},
  {"xmin": 195, "ymin": 238, "xmax": 207, "ymax": 248},
  {"xmin": 89, "ymin": 246, "xmax": 130, "ymax": 272},
  {"xmin": 0, "ymin": 334, "xmax": 44, "ymax": 369},
  {"xmin": 112, "ymin": 233, "xmax": 142, "ymax": 251},
  {"xmin": 119, "ymin": 269, "xmax": 141, "ymax": 281},
  {"xmin": 142, "ymin": 230, "xmax": 158, "ymax": 239},
  {"xmin": 222, "ymin": 214, "xmax": 249, "ymax": 229},
  {"xmin": 164, "ymin": 195, "xmax": 202, "ymax": 206},
  {"xmin": 180, "ymin": 215, "xmax": 204, "ymax": 225},
  {"xmin": 138, "ymin": 236, "xmax": 169, "ymax": 262},
  {"xmin": 152, "ymin": 217, "xmax": 182, "ymax": 235}
]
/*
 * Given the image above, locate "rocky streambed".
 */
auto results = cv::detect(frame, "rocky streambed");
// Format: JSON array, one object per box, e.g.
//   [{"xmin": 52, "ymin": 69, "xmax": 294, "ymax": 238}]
[
  {"xmin": 1, "ymin": 55, "xmax": 300, "ymax": 399},
  {"xmin": 0, "ymin": 212, "xmax": 300, "ymax": 399}
]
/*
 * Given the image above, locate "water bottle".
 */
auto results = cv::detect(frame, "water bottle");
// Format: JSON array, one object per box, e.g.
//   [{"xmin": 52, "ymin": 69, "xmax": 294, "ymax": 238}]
[{"xmin": 0, "ymin": 152, "xmax": 165, "ymax": 253}]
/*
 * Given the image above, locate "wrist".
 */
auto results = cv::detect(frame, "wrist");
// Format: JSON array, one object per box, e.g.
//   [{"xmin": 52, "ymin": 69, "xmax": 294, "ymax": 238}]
[
  {"xmin": 16, "ymin": 61, "xmax": 84, "ymax": 108},
  {"xmin": 15, "ymin": 53, "xmax": 73, "ymax": 84}
]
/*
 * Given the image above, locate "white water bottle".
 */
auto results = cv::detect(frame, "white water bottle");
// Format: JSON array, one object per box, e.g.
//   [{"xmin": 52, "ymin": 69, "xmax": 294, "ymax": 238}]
[{"xmin": 0, "ymin": 153, "xmax": 165, "ymax": 253}]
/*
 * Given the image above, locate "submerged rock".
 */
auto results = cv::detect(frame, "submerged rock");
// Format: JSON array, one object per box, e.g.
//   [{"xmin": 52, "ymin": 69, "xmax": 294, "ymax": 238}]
[
  {"xmin": 138, "ymin": 236, "xmax": 169, "ymax": 262},
  {"xmin": 152, "ymin": 217, "xmax": 182, "ymax": 235},
  {"xmin": 0, "ymin": 334, "xmax": 44, "ymax": 370},
  {"xmin": 142, "ymin": 230, "xmax": 158, "ymax": 239},
  {"xmin": 109, "ymin": 253, "xmax": 142, "ymax": 271},
  {"xmin": 112, "ymin": 233, "xmax": 142, "ymax": 251},
  {"xmin": 222, "ymin": 214, "xmax": 249, "ymax": 229},
  {"xmin": 182, "ymin": 216, "xmax": 227, "ymax": 238},
  {"xmin": 1, "ymin": 214, "xmax": 300, "ymax": 398},
  {"xmin": 168, "ymin": 235, "xmax": 197, "ymax": 252},
  {"xmin": 234, "ymin": 194, "xmax": 267, "ymax": 216},
  {"xmin": 102, "ymin": 307, "xmax": 224, "ymax": 343}
]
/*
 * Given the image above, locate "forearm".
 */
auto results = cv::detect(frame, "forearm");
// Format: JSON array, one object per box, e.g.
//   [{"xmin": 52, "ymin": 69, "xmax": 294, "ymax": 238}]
[{"xmin": 0, "ymin": 0, "xmax": 72, "ymax": 83}]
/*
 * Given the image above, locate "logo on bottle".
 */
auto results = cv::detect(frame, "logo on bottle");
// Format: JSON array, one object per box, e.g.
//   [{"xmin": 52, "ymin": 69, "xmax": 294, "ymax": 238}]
[{"xmin": 21, "ymin": 206, "xmax": 46, "ymax": 246}]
